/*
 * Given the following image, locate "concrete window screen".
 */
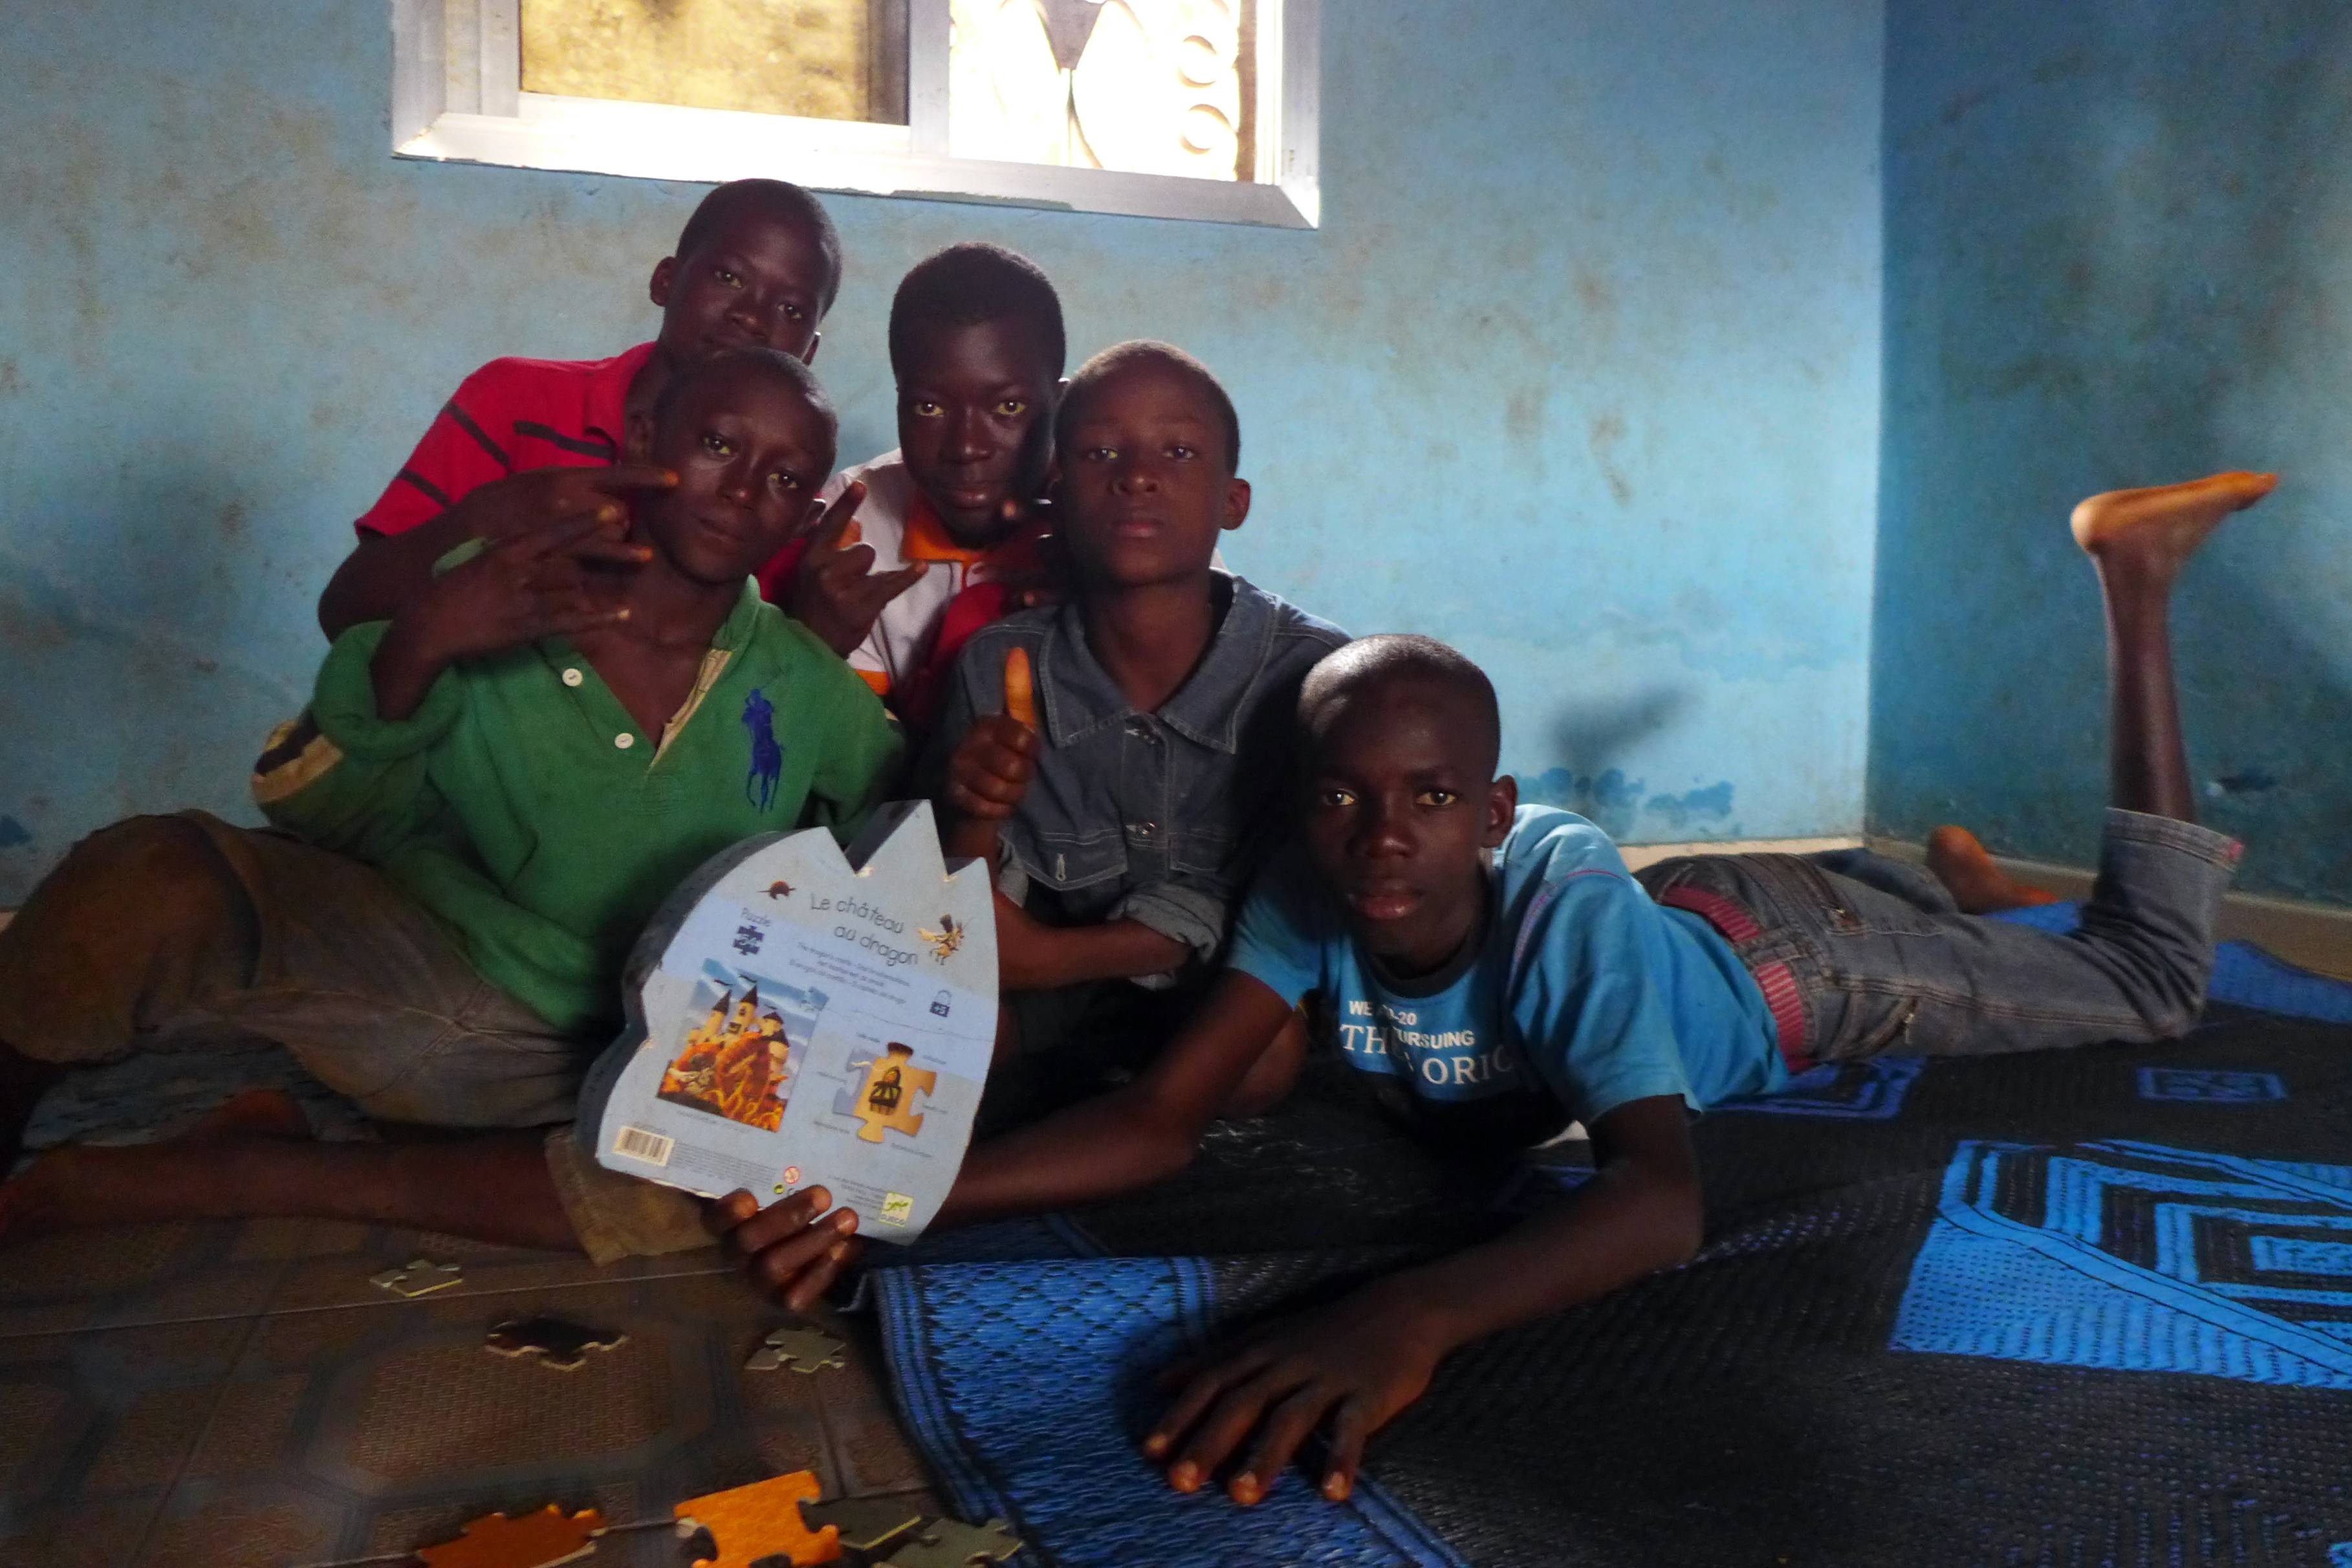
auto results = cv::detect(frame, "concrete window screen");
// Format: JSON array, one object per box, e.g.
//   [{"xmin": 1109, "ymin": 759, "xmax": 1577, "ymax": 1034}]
[
  {"xmin": 949, "ymin": 0, "xmax": 1246, "ymax": 182},
  {"xmin": 391, "ymin": 0, "xmax": 1320, "ymax": 226}
]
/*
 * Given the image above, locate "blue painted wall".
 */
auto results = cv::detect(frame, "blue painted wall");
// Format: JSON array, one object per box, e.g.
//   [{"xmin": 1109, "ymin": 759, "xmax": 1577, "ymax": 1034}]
[
  {"xmin": 1874, "ymin": 0, "xmax": 2352, "ymax": 904},
  {"xmin": 0, "ymin": 0, "xmax": 1885, "ymax": 902}
]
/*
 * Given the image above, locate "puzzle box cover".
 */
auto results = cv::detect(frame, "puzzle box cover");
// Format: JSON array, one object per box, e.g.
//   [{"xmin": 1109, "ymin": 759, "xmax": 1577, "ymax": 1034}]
[{"xmin": 583, "ymin": 800, "xmax": 996, "ymax": 1240}]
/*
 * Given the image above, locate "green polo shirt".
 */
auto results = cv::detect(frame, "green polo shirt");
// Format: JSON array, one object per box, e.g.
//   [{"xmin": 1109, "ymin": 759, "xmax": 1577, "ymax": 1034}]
[{"xmin": 254, "ymin": 582, "xmax": 902, "ymax": 1036}]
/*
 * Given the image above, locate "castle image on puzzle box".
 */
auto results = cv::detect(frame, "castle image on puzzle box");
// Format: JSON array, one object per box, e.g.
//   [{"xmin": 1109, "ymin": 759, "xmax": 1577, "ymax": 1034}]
[{"xmin": 656, "ymin": 973, "xmax": 822, "ymax": 1133}]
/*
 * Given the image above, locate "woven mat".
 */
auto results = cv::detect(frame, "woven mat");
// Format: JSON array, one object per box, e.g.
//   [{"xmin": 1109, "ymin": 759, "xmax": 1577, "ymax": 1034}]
[{"xmin": 871, "ymin": 930, "xmax": 2352, "ymax": 1566}]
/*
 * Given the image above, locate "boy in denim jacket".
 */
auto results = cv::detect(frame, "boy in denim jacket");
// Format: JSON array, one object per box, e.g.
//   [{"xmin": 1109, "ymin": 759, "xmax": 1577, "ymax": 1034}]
[{"xmin": 927, "ymin": 341, "xmax": 1345, "ymax": 1105}]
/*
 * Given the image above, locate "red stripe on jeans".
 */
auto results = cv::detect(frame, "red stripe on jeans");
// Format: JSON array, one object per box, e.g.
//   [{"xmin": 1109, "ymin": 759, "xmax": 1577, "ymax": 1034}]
[{"xmin": 1653, "ymin": 886, "xmax": 1813, "ymax": 1071}]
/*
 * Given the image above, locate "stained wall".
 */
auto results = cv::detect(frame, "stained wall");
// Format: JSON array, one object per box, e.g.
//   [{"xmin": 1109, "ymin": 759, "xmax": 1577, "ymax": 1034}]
[
  {"xmin": 0, "ymin": 1, "xmax": 1886, "ymax": 900},
  {"xmin": 1873, "ymin": 0, "xmax": 2352, "ymax": 903}
]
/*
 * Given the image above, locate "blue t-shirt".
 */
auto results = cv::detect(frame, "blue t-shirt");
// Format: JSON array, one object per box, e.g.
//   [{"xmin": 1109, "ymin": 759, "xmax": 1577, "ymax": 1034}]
[{"xmin": 1227, "ymin": 806, "xmax": 1786, "ymax": 1138}]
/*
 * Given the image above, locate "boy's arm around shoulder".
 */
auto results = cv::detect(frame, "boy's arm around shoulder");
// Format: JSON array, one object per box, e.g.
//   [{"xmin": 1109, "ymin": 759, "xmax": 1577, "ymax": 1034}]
[{"xmin": 254, "ymin": 621, "xmax": 458, "ymax": 863}]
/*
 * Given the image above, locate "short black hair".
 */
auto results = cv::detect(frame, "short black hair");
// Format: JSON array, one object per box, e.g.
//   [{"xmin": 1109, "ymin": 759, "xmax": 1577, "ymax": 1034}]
[
  {"xmin": 1299, "ymin": 635, "xmax": 1503, "ymax": 778},
  {"xmin": 674, "ymin": 179, "xmax": 844, "ymax": 314},
  {"xmin": 1054, "ymin": 340, "xmax": 1241, "ymax": 472},
  {"xmin": 651, "ymin": 345, "xmax": 838, "ymax": 448},
  {"xmin": 887, "ymin": 243, "xmax": 1067, "ymax": 380}
]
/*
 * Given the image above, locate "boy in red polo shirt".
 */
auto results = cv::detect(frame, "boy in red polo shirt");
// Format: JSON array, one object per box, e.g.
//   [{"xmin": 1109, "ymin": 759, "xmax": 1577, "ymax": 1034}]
[{"xmin": 317, "ymin": 179, "xmax": 842, "ymax": 638}]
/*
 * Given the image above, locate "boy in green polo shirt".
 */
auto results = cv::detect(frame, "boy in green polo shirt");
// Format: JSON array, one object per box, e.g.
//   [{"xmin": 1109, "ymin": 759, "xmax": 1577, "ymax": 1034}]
[{"xmin": 0, "ymin": 347, "xmax": 897, "ymax": 1259}]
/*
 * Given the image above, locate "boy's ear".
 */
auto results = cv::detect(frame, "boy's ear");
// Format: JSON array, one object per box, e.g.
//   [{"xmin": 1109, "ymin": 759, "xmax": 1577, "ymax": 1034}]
[
  {"xmin": 1483, "ymin": 776, "xmax": 1518, "ymax": 847},
  {"xmin": 649, "ymin": 256, "xmax": 678, "ymax": 308},
  {"xmin": 801, "ymin": 331, "xmax": 821, "ymax": 367},
  {"xmin": 1221, "ymin": 476, "xmax": 1252, "ymax": 532},
  {"xmin": 624, "ymin": 406, "xmax": 657, "ymax": 464}
]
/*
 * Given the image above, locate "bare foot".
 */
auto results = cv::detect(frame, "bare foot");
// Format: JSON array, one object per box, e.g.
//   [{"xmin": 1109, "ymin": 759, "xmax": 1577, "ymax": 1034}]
[
  {"xmin": 2071, "ymin": 471, "xmax": 2277, "ymax": 584},
  {"xmin": 187, "ymin": 1087, "xmax": 312, "ymax": 1141},
  {"xmin": 1925, "ymin": 825, "xmax": 2060, "ymax": 915}
]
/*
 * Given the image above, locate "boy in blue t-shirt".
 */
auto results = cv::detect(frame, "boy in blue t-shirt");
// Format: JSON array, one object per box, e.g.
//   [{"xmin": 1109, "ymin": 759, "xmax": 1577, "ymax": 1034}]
[{"xmin": 717, "ymin": 468, "xmax": 2274, "ymax": 1505}]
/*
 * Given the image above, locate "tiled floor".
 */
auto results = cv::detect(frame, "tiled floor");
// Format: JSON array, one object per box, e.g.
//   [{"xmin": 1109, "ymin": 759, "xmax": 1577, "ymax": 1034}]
[{"xmin": 0, "ymin": 1216, "xmax": 941, "ymax": 1566}]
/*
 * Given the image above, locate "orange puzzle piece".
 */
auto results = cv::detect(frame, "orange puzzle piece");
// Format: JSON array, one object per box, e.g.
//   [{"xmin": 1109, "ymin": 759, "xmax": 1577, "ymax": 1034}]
[
  {"xmin": 415, "ymin": 1504, "xmax": 604, "ymax": 1568},
  {"xmin": 852, "ymin": 1043, "xmax": 935, "ymax": 1144},
  {"xmin": 674, "ymin": 1470, "xmax": 842, "ymax": 1568}
]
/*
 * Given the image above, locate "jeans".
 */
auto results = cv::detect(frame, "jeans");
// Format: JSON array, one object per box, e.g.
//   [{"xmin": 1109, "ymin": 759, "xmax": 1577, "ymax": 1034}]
[{"xmin": 1634, "ymin": 810, "xmax": 2241, "ymax": 1064}]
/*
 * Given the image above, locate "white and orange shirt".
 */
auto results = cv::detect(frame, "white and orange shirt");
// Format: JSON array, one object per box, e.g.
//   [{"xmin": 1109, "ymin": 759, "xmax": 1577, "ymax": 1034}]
[{"xmin": 757, "ymin": 450, "xmax": 1045, "ymax": 712}]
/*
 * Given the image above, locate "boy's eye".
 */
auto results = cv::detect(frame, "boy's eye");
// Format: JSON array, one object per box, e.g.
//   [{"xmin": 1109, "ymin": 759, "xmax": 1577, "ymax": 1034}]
[
  {"xmin": 994, "ymin": 399, "xmax": 1028, "ymax": 418},
  {"xmin": 1081, "ymin": 445, "xmax": 1116, "ymax": 462},
  {"xmin": 1167, "ymin": 444, "xmax": 1197, "ymax": 461},
  {"xmin": 701, "ymin": 433, "xmax": 736, "ymax": 457},
  {"xmin": 782, "ymin": 303, "xmax": 805, "ymax": 321},
  {"xmin": 1314, "ymin": 787, "xmax": 1358, "ymax": 809},
  {"xmin": 767, "ymin": 470, "xmax": 801, "ymax": 495},
  {"xmin": 911, "ymin": 400, "xmax": 943, "ymax": 418},
  {"xmin": 1415, "ymin": 789, "xmax": 1459, "ymax": 808},
  {"xmin": 713, "ymin": 268, "xmax": 742, "ymax": 288}
]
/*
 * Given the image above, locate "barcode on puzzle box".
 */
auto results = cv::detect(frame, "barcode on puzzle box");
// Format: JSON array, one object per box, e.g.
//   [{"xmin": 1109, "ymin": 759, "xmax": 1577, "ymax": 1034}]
[{"xmin": 614, "ymin": 1126, "xmax": 674, "ymax": 1166}]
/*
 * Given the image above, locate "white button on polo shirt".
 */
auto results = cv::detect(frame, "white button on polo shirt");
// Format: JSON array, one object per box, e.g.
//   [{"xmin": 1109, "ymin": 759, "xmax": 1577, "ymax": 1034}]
[
  {"xmin": 615, "ymin": 732, "xmax": 635, "ymax": 750},
  {"xmin": 561, "ymin": 668, "xmax": 585, "ymax": 687}
]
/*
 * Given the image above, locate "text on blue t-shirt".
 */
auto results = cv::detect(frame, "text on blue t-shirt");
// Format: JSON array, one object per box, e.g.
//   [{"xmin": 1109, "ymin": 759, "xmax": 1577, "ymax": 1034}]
[{"xmin": 1226, "ymin": 806, "xmax": 1786, "ymax": 1131}]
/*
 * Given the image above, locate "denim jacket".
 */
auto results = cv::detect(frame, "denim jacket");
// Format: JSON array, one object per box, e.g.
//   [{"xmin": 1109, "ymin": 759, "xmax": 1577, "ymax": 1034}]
[{"xmin": 922, "ymin": 574, "xmax": 1349, "ymax": 974}]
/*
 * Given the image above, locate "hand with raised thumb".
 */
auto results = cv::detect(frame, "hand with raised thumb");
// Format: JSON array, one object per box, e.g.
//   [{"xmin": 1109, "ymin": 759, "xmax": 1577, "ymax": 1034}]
[{"xmin": 944, "ymin": 648, "xmax": 1041, "ymax": 862}]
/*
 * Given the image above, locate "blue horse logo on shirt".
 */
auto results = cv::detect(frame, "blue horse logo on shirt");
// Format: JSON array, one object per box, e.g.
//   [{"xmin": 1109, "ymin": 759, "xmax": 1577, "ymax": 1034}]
[{"xmin": 743, "ymin": 688, "xmax": 784, "ymax": 811}]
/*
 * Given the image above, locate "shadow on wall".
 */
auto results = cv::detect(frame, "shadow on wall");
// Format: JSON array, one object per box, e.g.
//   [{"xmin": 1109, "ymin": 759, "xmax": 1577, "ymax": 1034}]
[
  {"xmin": 1873, "ymin": 0, "xmax": 2352, "ymax": 906},
  {"xmin": 2103, "ymin": 8, "xmax": 2352, "ymax": 903},
  {"xmin": 1517, "ymin": 684, "xmax": 1745, "ymax": 843},
  {"xmin": 0, "ymin": 448, "xmax": 310, "ymax": 905}
]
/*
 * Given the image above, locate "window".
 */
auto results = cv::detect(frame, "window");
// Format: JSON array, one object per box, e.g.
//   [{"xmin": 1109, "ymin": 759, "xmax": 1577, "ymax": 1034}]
[{"xmin": 392, "ymin": 0, "xmax": 1320, "ymax": 227}]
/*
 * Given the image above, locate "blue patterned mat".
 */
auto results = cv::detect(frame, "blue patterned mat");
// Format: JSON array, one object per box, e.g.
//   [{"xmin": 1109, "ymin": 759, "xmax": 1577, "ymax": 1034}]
[
  {"xmin": 1991, "ymin": 902, "xmax": 2352, "ymax": 1024},
  {"xmin": 875, "ymin": 1256, "xmax": 1468, "ymax": 1568},
  {"xmin": 870, "ymin": 932, "xmax": 2352, "ymax": 1565}
]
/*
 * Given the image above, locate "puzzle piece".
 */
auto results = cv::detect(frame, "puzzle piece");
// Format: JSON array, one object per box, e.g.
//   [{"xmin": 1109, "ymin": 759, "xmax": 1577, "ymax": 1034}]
[
  {"xmin": 415, "ymin": 1504, "xmax": 604, "ymax": 1568},
  {"xmin": 800, "ymin": 1497, "xmax": 923, "ymax": 1556},
  {"xmin": 484, "ymin": 1314, "xmax": 627, "ymax": 1371},
  {"xmin": 673, "ymin": 1470, "xmax": 841, "ymax": 1567},
  {"xmin": 370, "ymin": 1256, "xmax": 464, "ymax": 1298},
  {"xmin": 745, "ymin": 1325, "xmax": 846, "ymax": 1374},
  {"xmin": 884, "ymin": 1517, "xmax": 1022, "ymax": 1568},
  {"xmin": 853, "ymin": 1043, "xmax": 936, "ymax": 1144}
]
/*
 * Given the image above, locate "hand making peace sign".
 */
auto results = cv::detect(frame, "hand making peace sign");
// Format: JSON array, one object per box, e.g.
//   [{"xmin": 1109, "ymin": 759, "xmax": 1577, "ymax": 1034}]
[
  {"xmin": 785, "ymin": 481, "xmax": 931, "ymax": 657},
  {"xmin": 371, "ymin": 513, "xmax": 651, "ymax": 720}
]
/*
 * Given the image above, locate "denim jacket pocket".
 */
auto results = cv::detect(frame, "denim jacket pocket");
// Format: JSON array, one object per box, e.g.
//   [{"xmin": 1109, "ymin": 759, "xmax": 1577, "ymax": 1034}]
[{"xmin": 1021, "ymin": 827, "xmax": 1131, "ymax": 893}]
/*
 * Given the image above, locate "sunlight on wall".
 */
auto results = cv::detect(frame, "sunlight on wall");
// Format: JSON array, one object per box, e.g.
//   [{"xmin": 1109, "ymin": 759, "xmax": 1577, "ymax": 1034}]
[{"xmin": 521, "ymin": 0, "xmax": 902, "ymax": 123}]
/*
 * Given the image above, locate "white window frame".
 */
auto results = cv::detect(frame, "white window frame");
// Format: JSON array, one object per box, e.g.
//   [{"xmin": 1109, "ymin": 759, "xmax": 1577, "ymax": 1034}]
[{"xmin": 391, "ymin": 0, "xmax": 1320, "ymax": 228}]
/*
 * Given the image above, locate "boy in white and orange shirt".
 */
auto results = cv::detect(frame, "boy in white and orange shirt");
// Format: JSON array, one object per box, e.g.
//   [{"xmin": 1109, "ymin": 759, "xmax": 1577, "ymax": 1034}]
[{"xmin": 760, "ymin": 242, "xmax": 1066, "ymax": 732}]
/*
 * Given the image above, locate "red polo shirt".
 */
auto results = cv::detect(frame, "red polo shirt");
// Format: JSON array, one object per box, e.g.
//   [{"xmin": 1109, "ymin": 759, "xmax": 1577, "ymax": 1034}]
[{"xmin": 353, "ymin": 342, "xmax": 659, "ymax": 538}]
